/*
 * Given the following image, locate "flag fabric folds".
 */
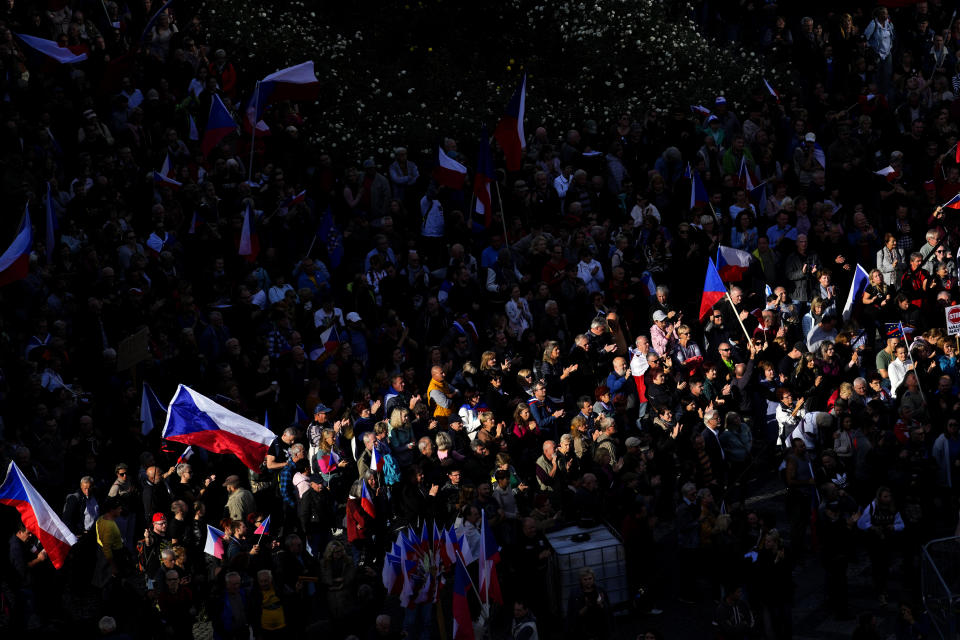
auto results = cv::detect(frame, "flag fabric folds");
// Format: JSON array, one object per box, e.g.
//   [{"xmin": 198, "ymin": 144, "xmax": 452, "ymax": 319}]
[
  {"xmin": 317, "ymin": 207, "xmax": 344, "ymax": 268},
  {"xmin": 699, "ymin": 259, "xmax": 727, "ymax": 320},
  {"xmin": 202, "ymin": 95, "xmax": 236, "ymax": 156},
  {"xmin": 16, "ymin": 33, "xmax": 87, "ymax": 64},
  {"xmin": 161, "ymin": 384, "xmax": 275, "ymax": 471},
  {"xmin": 176, "ymin": 446, "xmax": 194, "ymax": 464},
  {"xmin": 943, "ymin": 193, "xmax": 960, "ymax": 210},
  {"xmin": 686, "ymin": 164, "xmax": 708, "ymax": 209},
  {"xmin": 203, "ymin": 524, "xmax": 226, "ymax": 559},
  {"xmin": 640, "ymin": 271, "xmax": 657, "ymax": 298},
  {"xmin": 253, "ymin": 62, "xmax": 320, "ymax": 123},
  {"xmin": 842, "ymin": 264, "xmax": 871, "ymax": 322},
  {"xmin": 763, "ymin": 77, "xmax": 780, "ymax": 103},
  {"xmin": 474, "ymin": 124, "xmax": 495, "ymax": 226},
  {"xmin": 238, "ymin": 203, "xmax": 259, "ymax": 261},
  {"xmin": 452, "ymin": 555, "xmax": 476, "ymax": 640},
  {"xmin": 493, "ymin": 74, "xmax": 527, "ymax": 171},
  {"xmin": 140, "ymin": 382, "xmax": 167, "ymax": 435},
  {"xmin": 370, "ymin": 445, "xmax": 381, "ymax": 472},
  {"xmin": 153, "ymin": 171, "xmax": 182, "ymax": 189},
  {"xmin": 254, "ymin": 515, "xmax": 271, "ymax": 535},
  {"xmin": 478, "ymin": 508, "xmax": 502, "ymax": 604},
  {"xmin": 0, "ymin": 205, "xmax": 33, "ymax": 287},
  {"xmin": 360, "ymin": 482, "xmax": 376, "ymax": 518},
  {"xmin": 716, "ymin": 246, "xmax": 753, "ymax": 282},
  {"xmin": 45, "ymin": 182, "xmax": 58, "ymax": 263},
  {"xmin": 294, "ymin": 404, "xmax": 309, "ymax": 426},
  {"xmin": 432, "ymin": 146, "xmax": 467, "ymax": 189},
  {"xmin": 0, "ymin": 461, "xmax": 77, "ymax": 568}
]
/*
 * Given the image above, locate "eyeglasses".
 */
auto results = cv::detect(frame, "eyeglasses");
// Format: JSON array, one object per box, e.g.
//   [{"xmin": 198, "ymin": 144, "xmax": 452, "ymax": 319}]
[
  {"xmin": 719, "ymin": 348, "xmax": 731, "ymax": 352},
  {"xmin": 117, "ymin": 472, "xmax": 127, "ymax": 476}
]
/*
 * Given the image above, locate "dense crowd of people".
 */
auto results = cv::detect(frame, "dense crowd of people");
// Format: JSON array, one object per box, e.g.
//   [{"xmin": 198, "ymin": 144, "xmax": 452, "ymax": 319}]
[{"xmin": 8, "ymin": 1, "xmax": 960, "ymax": 640}]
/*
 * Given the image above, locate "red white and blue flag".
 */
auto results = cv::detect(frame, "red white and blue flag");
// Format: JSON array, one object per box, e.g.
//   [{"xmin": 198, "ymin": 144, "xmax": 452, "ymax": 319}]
[
  {"xmin": 0, "ymin": 206, "xmax": 33, "ymax": 287},
  {"xmin": 474, "ymin": 124, "xmax": 495, "ymax": 227},
  {"xmin": 317, "ymin": 450, "xmax": 341, "ymax": 474},
  {"xmin": 153, "ymin": 171, "xmax": 182, "ymax": 190},
  {"xmin": 369, "ymin": 444, "xmax": 381, "ymax": 472},
  {"xmin": 203, "ymin": 524, "xmax": 226, "ymax": 559},
  {"xmin": 690, "ymin": 104, "xmax": 712, "ymax": 116},
  {"xmin": 944, "ymin": 193, "xmax": 960, "ymax": 210},
  {"xmin": 162, "ymin": 384, "xmax": 275, "ymax": 471},
  {"xmin": 202, "ymin": 94, "xmax": 236, "ymax": 157},
  {"xmin": 238, "ymin": 202, "xmax": 259, "ymax": 262},
  {"xmin": 494, "ymin": 74, "xmax": 527, "ymax": 171},
  {"xmin": 763, "ymin": 77, "xmax": 780, "ymax": 103},
  {"xmin": 360, "ymin": 482, "xmax": 376, "ymax": 518},
  {"xmin": 716, "ymin": 245, "xmax": 753, "ymax": 282},
  {"xmin": 176, "ymin": 446, "xmax": 194, "ymax": 465},
  {"xmin": 842, "ymin": 264, "xmax": 871, "ymax": 323},
  {"xmin": 252, "ymin": 62, "xmax": 320, "ymax": 123},
  {"xmin": 254, "ymin": 515, "xmax": 271, "ymax": 536},
  {"xmin": 140, "ymin": 382, "xmax": 167, "ymax": 435},
  {"xmin": 699, "ymin": 258, "xmax": 727, "ymax": 320},
  {"xmin": 738, "ymin": 156, "xmax": 756, "ymax": 191},
  {"xmin": 685, "ymin": 163, "xmax": 708, "ymax": 209},
  {"xmin": 432, "ymin": 145, "xmax": 467, "ymax": 189},
  {"xmin": 478, "ymin": 508, "xmax": 502, "ymax": 604},
  {"xmin": 452, "ymin": 554, "xmax": 475, "ymax": 639},
  {"xmin": 0, "ymin": 461, "xmax": 77, "ymax": 568}
]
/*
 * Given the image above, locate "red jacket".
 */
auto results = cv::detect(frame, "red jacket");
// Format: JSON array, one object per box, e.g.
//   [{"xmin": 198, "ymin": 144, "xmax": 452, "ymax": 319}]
[{"xmin": 345, "ymin": 498, "xmax": 373, "ymax": 542}]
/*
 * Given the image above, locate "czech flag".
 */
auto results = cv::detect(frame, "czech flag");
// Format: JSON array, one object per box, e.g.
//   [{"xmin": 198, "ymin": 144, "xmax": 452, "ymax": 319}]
[
  {"xmin": 161, "ymin": 384, "xmax": 276, "ymax": 471},
  {"xmin": 432, "ymin": 145, "xmax": 467, "ymax": 189},
  {"xmin": 294, "ymin": 404, "xmax": 310, "ymax": 427},
  {"xmin": 690, "ymin": 104, "xmax": 712, "ymax": 116},
  {"xmin": 685, "ymin": 163, "xmax": 708, "ymax": 209},
  {"xmin": 153, "ymin": 171, "xmax": 182, "ymax": 190},
  {"xmin": 0, "ymin": 461, "xmax": 77, "ymax": 569},
  {"xmin": 317, "ymin": 450, "xmax": 341, "ymax": 474},
  {"xmin": 203, "ymin": 524, "xmax": 226, "ymax": 559},
  {"xmin": 738, "ymin": 156, "xmax": 756, "ymax": 191},
  {"xmin": 187, "ymin": 114, "xmax": 199, "ymax": 142},
  {"xmin": 763, "ymin": 77, "xmax": 780, "ymax": 103},
  {"xmin": 699, "ymin": 258, "xmax": 726, "ymax": 321},
  {"xmin": 238, "ymin": 203, "xmax": 259, "ymax": 262},
  {"xmin": 360, "ymin": 482, "xmax": 376, "ymax": 518},
  {"xmin": 318, "ymin": 324, "xmax": 340, "ymax": 354},
  {"xmin": 140, "ymin": 382, "xmax": 167, "ymax": 435},
  {"xmin": 279, "ymin": 189, "xmax": 307, "ymax": 211},
  {"xmin": 254, "ymin": 515, "xmax": 271, "ymax": 535},
  {"xmin": 640, "ymin": 271, "xmax": 657, "ymax": 298},
  {"xmin": 842, "ymin": 264, "xmax": 870, "ymax": 323},
  {"xmin": 202, "ymin": 95, "xmax": 236, "ymax": 157},
  {"xmin": 0, "ymin": 206, "xmax": 33, "ymax": 287},
  {"xmin": 159, "ymin": 153, "xmax": 174, "ymax": 179},
  {"xmin": 452, "ymin": 554, "xmax": 475, "ymax": 640},
  {"xmin": 943, "ymin": 193, "xmax": 960, "ymax": 210},
  {"xmin": 15, "ymin": 32, "xmax": 87, "ymax": 64},
  {"xmin": 875, "ymin": 166, "xmax": 899, "ymax": 182},
  {"xmin": 478, "ymin": 508, "xmax": 502, "ymax": 604},
  {"xmin": 370, "ymin": 445, "xmax": 381, "ymax": 472},
  {"xmin": 474, "ymin": 124, "xmax": 495, "ymax": 227},
  {"xmin": 716, "ymin": 245, "xmax": 753, "ymax": 282},
  {"xmin": 494, "ymin": 74, "xmax": 526, "ymax": 171},
  {"xmin": 253, "ymin": 62, "xmax": 320, "ymax": 122}
]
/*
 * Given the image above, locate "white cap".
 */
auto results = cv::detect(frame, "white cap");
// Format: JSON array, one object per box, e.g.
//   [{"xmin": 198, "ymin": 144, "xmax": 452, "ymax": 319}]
[
  {"xmin": 652, "ymin": 311, "xmax": 668, "ymax": 322},
  {"xmin": 804, "ymin": 132, "xmax": 816, "ymax": 142},
  {"xmin": 346, "ymin": 312, "xmax": 362, "ymax": 323}
]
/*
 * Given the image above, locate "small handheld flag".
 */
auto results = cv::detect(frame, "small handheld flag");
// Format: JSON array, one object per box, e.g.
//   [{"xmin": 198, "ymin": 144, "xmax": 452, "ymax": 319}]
[
  {"xmin": 699, "ymin": 259, "xmax": 727, "ymax": 321},
  {"xmin": 254, "ymin": 515, "xmax": 271, "ymax": 537},
  {"xmin": 203, "ymin": 524, "xmax": 226, "ymax": 559},
  {"xmin": 360, "ymin": 481, "xmax": 376, "ymax": 518}
]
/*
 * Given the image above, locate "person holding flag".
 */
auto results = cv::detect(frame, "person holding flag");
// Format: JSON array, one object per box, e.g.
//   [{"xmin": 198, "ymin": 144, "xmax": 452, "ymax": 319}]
[{"xmin": 346, "ymin": 477, "xmax": 376, "ymax": 564}]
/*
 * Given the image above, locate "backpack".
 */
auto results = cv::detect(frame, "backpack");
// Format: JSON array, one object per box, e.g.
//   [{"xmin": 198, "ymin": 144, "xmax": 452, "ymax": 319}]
[{"xmin": 382, "ymin": 451, "xmax": 402, "ymax": 486}]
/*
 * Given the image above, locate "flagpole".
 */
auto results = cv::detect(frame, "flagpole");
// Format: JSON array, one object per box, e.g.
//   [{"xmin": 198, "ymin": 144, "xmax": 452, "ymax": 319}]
[
  {"xmin": 494, "ymin": 181, "xmax": 509, "ymax": 241},
  {"xmin": 900, "ymin": 323, "xmax": 927, "ymax": 405},
  {"xmin": 725, "ymin": 291, "xmax": 753, "ymax": 344},
  {"xmin": 305, "ymin": 233, "xmax": 317, "ymax": 259},
  {"xmin": 247, "ymin": 81, "xmax": 260, "ymax": 183}
]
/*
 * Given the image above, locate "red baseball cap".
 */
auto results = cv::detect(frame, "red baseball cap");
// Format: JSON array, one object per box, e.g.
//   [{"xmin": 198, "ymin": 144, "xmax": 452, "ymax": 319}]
[{"xmin": 152, "ymin": 513, "xmax": 167, "ymax": 523}]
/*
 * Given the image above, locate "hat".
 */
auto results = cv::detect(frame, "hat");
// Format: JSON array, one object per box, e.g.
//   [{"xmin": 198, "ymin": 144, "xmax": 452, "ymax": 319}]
[
  {"xmin": 625, "ymin": 436, "xmax": 642, "ymax": 448},
  {"xmin": 346, "ymin": 311, "xmax": 362, "ymax": 323},
  {"xmin": 715, "ymin": 96, "xmax": 727, "ymax": 104},
  {"xmin": 362, "ymin": 158, "xmax": 377, "ymax": 169},
  {"xmin": 652, "ymin": 310, "xmax": 668, "ymax": 322},
  {"xmin": 792, "ymin": 341, "xmax": 806, "ymax": 353},
  {"xmin": 804, "ymin": 132, "xmax": 817, "ymax": 142},
  {"xmin": 307, "ymin": 473, "xmax": 325, "ymax": 485},
  {"xmin": 152, "ymin": 512, "xmax": 167, "ymax": 523},
  {"xmin": 706, "ymin": 115, "xmax": 719, "ymax": 124},
  {"xmin": 222, "ymin": 475, "xmax": 241, "ymax": 488},
  {"xmin": 314, "ymin": 403, "xmax": 333, "ymax": 414}
]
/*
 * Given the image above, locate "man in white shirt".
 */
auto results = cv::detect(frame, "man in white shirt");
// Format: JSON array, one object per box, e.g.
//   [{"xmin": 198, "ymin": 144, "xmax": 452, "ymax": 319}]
[
  {"xmin": 553, "ymin": 165, "xmax": 574, "ymax": 202},
  {"xmin": 576, "ymin": 250, "xmax": 604, "ymax": 294}
]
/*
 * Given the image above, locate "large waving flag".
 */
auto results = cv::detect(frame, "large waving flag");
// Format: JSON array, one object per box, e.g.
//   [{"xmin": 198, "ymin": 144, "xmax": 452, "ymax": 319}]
[
  {"xmin": 453, "ymin": 554, "xmax": 476, "ymax": 640},
  {"xmin": 153, "ymin": 171, "xmax": 182, "ymax": 190},
  {"xmin": 238, "ymin": 203, "xmax": 259, "ymax": 261},
  {"xmin": 0, "ymin": 461, "xmax": 77, "ymax": 568},
  {"xmin": 44, "ymin": 182, "xmax": 58, "ymax": 262},
  {"xmin": 0, "ymin": 205, "xmax": 32, "ymax": 287},
  {"xmin": 140, "ymin": 382, "xmax": 167, "ymax": 435},
  {"xmin": 842, "ymin": 264, "xmax": 870, "ymax": 323},
  {"xmin": 432, "ymin": 145, "xmax": 467, "ymax": 189},
  {"xmin": 494, "ymin": 74, "xmax": 527, "ymax": 171},
  {"xmin": 478, "ymin": 508, "xmax": 502, "ymax": 604},
  {"xmin": 716, "ymin": 246, "xmax": 753, "ymax": 282},
  {"xmin": 202, "ymin": 95, "xmax": 237, "ymax": 157},
  {"xmin": 474, "ymin": 124, "xmax": 495, "ymax": 227},
  {"xmin": 699, "ymin": 259, "xmax": 726, "ymax": 320},
  {"xmin": 162, "ymin": 385, "xmax": 276, "ymax": 470},
  {"xmin": 253, "ymin": 62, "xmax": 320, "ymax": 123},
  {"xmin": 203, "ymin": 524, "xmax": 226, "ymax": 559},
  {"xmin": 15, "ymin": 33, "xmax": 87, "ymax": 64}
]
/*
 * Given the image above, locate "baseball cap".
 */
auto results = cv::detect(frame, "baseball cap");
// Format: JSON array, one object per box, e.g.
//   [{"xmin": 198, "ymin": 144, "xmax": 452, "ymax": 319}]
[
  {"xmin": 346, "ymin": 311, "xmax": 362, "ymax": 323},
  {"xmin": 152, "ymin": 512, "xmax": 167, "ymax": 523},
  {"xmin": 706, "ymin": 115, "xmax": 719, "ymax": 124},
  {"xmin": 804, "ymin": 132, "xmax": 816, "ymax": 142},
  {"xmin": 715, "ymin": 96, "xmax": 727, "ymax": 104},
  {"xmin": 652, "ymin": 310, "xmax": 668, "ymax": 322},
  {"xmin": 625, "ymin": 437, "xmax": 642, "ymax": 448},
  {"xmin": 314, "ymin": 403, "xmax": 333, "ymax": 414}
]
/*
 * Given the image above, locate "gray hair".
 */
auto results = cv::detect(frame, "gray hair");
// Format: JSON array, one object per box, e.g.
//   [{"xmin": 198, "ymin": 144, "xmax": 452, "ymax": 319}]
[
  {"xmin": 417, "ymin": 437, "xmax": 433, "ymax": 453},
  {"xmin": 98, "ymin": 616, "xmax": 117, "ymax": 634},
  {"xmin": 681, "ymin": 482, "xmax": 697, "ymax": 495},
  {"xmin": 257, "ymin": 569, "xmax": 273, "ymax": 582},
  {"xmin": 655, "ymin": 285, "xmax": 669, "ymax": 295},
  {"xmin": 363, "ymin": 431, "xmax": 376, "ymax": 444},
  {"xmin": 80, "ymin": 475, "xmax": 95, "ymax": 486},
  {"xmin": 560, "ymin": 433, "xmax": 573, "ymax": 445},
  {"xmin": 283, "ymin": 427, "xmax": 298, "ymax": 438},
  {"xmin": 224, "ymin": 571, "xmax": 241, "ymax": 584},
  {"xmin": 590, "ymin": 317, "xmax": 608, "ymax": 331},
  {"xmin": 926, "ymin": 229, "xmax": 940, "ymax": 242},
  {"xmin": 289, "ymin": 443, "xmax": 305, "ymax": 457},
  {"xmin": 160, "ymin": 548, "xmax": 175, "ymax": 561},
  {"xmin": 704, "ymin": 409, "xmax": 719, "ymax": 423},
  {"xmin": 175, "ymin": 463, "xmax": 190, "ymax": 477}
]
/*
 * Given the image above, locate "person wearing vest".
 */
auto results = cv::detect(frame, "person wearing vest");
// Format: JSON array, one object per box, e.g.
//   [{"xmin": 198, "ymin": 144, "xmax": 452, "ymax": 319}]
[
  {"xmin": 511, "ymin": 600, "xmax": 539, "ymax": 640},
  {"xmin": 857, "ymin": 486, "xmax": 904, "ymax": 604},
  {"xmin": 426, "ymin": 366, "xmax": 457, "ymax": 427}
]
